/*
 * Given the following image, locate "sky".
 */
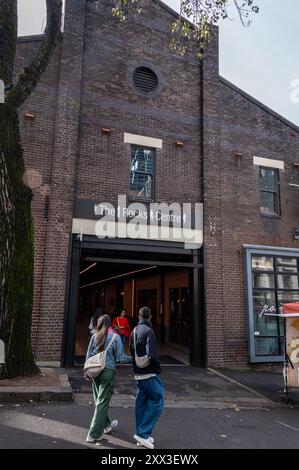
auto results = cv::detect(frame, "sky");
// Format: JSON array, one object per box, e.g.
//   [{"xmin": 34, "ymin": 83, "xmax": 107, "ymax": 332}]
[{"xmin": 18, "ymin": 0, "xmax": 299, "ymax": 126}]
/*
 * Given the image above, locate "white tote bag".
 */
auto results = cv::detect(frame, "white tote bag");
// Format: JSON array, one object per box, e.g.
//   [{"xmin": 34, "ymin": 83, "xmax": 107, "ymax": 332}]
[
  {"xmin": 133, "ymin": 328, "xmax": 150, "ymax": 368},
  {"xmin": 84, "ymin": 333, "xmax": 117, "ymax": 378}
]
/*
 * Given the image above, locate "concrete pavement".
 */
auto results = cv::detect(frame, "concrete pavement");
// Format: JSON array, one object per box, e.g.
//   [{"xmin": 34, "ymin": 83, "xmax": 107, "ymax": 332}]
[
  {"xmin": 1, "ymin": 365, "xmax": 299, "ymax": 449},
  {"xmin": 1, "ymin": 398, "xmax": 299, "ymax": 449},
  {"xmin": 70, "ymin": 365, "xmax": 274, "ymax": 410}
]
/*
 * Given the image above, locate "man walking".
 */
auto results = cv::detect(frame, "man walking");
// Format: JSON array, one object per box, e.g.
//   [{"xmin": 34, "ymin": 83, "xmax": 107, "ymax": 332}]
[{"xmin": 130, "ymin": 307, "xmax": 164, "ymax": 450}]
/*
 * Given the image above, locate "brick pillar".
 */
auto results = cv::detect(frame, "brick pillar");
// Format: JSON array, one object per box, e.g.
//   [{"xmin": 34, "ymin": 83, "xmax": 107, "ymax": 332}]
[
  {"xmin": 35, "ymin": 0, "xmax": 86, "ymax": 362},
  {"xmin": 202, "ymin": 29, "xmax": 226, "ymax": 367}
]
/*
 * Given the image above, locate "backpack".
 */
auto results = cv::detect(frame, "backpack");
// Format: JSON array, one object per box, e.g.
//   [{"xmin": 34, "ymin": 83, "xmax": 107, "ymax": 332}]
[{"xmin": 84, "ymin": 333, "xmax": 117, "ymax": 378}]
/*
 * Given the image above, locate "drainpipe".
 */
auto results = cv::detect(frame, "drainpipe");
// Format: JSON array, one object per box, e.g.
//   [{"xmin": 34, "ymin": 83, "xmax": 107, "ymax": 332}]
[{"xmin": 198, "ymin": 57, "xmax": 207, "ymax": 368}]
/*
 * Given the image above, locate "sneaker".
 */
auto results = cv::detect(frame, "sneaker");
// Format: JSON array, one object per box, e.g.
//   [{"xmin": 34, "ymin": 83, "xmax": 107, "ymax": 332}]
[
  {"xmin": 104, "ymin": 419, "xmax": 118, "ymax": 434},
  {"xmin": 137, "ymin": 436, "xmax": 154, "ymax": 446},
  {"xmin": 86, "ymin": 434, "xmax": 103, "ymax": 443},
  {"xmin": 133, "ymin": 434, "xmax": 154, "ymax": 450}
]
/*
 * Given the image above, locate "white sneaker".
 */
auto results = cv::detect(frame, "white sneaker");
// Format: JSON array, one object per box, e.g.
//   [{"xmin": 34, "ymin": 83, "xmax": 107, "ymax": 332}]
[
  {"xmin": 86, "ymin": 434, "xmax": 103, "ymax": 443},
  {"xmin": 137, "ymin": 436, "xmax": 154, "ymax": 446},
  {"xmin": 134, "ymin": 434, "xmax": 154, "ymax": 450},
  {"xmin": 104, "ymin": 419, "xmax": 118, "ymax": 434}
]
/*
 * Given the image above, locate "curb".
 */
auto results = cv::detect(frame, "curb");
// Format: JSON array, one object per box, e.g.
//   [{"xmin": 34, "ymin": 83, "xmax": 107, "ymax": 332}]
[{"xmin": 0, "ymin": 373, "xmax": 73, "ymax": 403}]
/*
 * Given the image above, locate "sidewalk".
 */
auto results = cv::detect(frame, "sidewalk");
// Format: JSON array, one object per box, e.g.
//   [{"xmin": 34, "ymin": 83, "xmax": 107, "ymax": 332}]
[
  {"xmin": 1, "ymin": 365, "xmax": 297, "ymax": 409},
  {"xmin": 1, "ymin": 365, "xmax": 299, "ymax": 449},
  {"xmin": 69, "ymin": 365, "xmax": 275, "ymax": 410},
  {"xmin": 215, "ymin": 368, "xmax": 299, "ymax": 406},
  {"xmin": 0, "ymin": 368, "xmax": 73, "ymax": 403}
]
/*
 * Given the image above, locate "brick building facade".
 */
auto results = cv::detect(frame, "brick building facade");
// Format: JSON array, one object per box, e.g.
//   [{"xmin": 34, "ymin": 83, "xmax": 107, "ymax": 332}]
[{"xmin": 16, "ymin": 0, "xmax": 299, "ymax": 367}]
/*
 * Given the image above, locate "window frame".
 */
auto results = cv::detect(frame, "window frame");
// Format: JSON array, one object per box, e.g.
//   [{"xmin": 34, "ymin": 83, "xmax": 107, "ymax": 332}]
[
  {"xmin": 259, "ymin": 166, "xmax": 281, "ymax": 217},
  {"xmin": 244, "ymin": 246, "xmax": 299, "ymax": 363},
  {"xmin": 129, "ymin": 145, "xmax": 156, "ymax": 202}
]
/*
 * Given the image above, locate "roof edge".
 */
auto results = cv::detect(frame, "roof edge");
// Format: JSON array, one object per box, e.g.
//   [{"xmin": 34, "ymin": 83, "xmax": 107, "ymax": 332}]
[
  {"xmin": 154, "ymin": 0, "xmax": 218, "ymax": 32},
  {"xmin": 153, "ymin": 0, "xmax": 181, "ymax": 21},
  {"xmin": 86, "ymin": 0, "xmax": 182, "ymax": 20},
  {"xmin": 219, "ymin": 76, "xmax": 299, "ymax": 134}
]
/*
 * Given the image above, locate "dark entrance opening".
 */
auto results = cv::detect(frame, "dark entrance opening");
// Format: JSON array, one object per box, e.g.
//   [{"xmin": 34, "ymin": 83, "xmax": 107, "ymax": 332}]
[{"xmin": 63, "ymin": 236, "xmax": 205, "ymax": 367}]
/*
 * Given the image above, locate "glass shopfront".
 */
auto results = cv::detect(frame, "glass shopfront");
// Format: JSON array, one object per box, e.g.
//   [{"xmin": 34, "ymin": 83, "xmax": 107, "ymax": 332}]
[
  {"xmin": 245, "ymin": 246, "xmax": 299, "ymax": 362},
  {"xmin": 169, "ymin": 287, "xmax": 190, "ymax": 348}
]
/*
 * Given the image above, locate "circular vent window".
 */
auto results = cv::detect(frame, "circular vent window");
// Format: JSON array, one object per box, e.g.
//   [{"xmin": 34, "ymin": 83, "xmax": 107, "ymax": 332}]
[{"xmin": 133, "ymin": 67, "xmax": 158, "ymax": 94}]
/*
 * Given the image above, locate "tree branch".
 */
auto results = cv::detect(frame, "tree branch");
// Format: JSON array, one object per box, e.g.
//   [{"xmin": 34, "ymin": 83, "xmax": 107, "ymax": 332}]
[
  {"xmin": 7, "ymin": 0, "xmax": 63, "ymax": 109},
  {"xmin": 0, "ymin": 0, "xmax": 17, "ymax": 84}
]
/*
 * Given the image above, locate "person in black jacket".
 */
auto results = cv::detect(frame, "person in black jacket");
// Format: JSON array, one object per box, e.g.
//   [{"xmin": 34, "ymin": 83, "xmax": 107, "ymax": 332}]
[{"xmin": 129, "ymin": 307, "xmax": 164, "ymax": 450}]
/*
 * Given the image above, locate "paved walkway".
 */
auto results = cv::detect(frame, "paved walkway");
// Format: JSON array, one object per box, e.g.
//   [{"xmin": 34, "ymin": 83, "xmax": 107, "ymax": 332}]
[
  {"xmin": 69, "ymin": 365, "xmax": 274, "ymax": 410},
  {"xmin": 1, "ymin": 365, "xmax": 299, "ymax": 449},
  {"xmin": 216, "ymin": 368, "xmax": 299, "ymax": 405}
]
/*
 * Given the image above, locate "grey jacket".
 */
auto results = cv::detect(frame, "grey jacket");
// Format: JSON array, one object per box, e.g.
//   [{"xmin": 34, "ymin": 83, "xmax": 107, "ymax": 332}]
[{"xmin": 129, "ymin": 320, "xmax": 161, "ymax": 375}]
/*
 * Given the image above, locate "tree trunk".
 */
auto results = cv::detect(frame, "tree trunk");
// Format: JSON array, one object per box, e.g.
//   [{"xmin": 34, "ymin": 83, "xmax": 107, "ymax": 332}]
[
  {"xmin": 0, "ymin": 0, "xmax": 62, "ymax": 379},
  {"xmin": 0, "ymin": 104, "xmax": 39, "ymax": 379}
]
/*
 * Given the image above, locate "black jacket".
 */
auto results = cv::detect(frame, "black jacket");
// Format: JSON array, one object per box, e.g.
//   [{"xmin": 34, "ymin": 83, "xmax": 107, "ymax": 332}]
[{"xmin": 129, "ymin": 320, "xmax": 161, "ymax": 375}]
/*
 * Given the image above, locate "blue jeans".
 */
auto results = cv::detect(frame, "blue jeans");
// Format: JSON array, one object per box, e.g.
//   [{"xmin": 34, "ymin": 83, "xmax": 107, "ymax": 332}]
[
  {"xmin": 135, "ymin": 375, "xmax": 164, "ymax": 439},
  {"xmin": 120, "ymin": 334, "xmax": 126, "ymax": 346}
]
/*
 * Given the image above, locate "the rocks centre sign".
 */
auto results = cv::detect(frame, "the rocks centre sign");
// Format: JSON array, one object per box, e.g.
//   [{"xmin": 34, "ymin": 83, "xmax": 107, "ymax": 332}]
[{"xmin": 74, "ymin": 195, "xmax": 203, "ymax": 248}]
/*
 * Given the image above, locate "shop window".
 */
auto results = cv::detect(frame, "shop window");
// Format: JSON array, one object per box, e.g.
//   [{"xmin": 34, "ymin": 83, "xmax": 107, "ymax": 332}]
[
  {"xmin": 245, "ymin": 249, "xmax": 299, "ymax": 362},
  {"xmin": 259, "ymin": 167, "xmax": 280, "ymax": 216},
  {"xmin": 129, "ymin": 146, "xmax": 154, "ymax": 200}
]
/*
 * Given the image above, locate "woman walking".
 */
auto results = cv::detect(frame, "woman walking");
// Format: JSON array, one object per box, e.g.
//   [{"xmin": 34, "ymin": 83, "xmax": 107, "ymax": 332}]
[
  {"xmin": 112, "ymin": 309, "xmax": 131, "ymax": 346},
  {"xmin": 88, "ymin": 306, "xmax": 104, "ymax": 336},
  {"xmin": 85, "ymin": 314, "xmax": 131, "ymax": 443}
]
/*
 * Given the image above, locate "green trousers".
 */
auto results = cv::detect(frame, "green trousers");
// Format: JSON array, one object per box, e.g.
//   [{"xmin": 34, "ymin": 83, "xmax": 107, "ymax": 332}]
[{"xmin": 89, "ymin": 368, "xmax": 115, "ymax": 439}]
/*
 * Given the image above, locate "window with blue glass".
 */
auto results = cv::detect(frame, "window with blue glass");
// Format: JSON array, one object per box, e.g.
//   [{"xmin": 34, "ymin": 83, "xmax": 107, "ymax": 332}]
[
  {"xmin": 130, "ymin": 146, "xmax": 154, "ymax": 199},
  {"xmin": 246, "ymin": 249, "xmax": 299, "ymax": 362}
]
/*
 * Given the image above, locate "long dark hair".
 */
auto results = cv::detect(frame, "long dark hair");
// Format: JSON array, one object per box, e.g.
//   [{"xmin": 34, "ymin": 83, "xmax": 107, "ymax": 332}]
[
  {"xmin": 92, "ymin": 307, "xmax": 103, "ymax": 330},
  {"xmin": 95, "ymin": 314, "xmax": 111, "ymax": 351}
]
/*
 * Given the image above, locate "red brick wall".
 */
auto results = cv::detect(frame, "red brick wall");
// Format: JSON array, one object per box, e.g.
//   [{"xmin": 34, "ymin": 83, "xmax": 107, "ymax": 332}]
[
  {"xmin": 16, "ymin": 0, "xmax": 203, "ymax": 363},
  {"xmin": 204, "ymin": 78, "xmax": 299, "ymax": 367},
  {"xmin": 15, "ymin": 0, "xmax": 299, "ymax": 367},
  {"xmin": 16, "ymin": 37, "xmax": 61, "ymax": 354},
  {"xmin": 75, "ymin": 0, "xmax": 202, "ymax": 205}
]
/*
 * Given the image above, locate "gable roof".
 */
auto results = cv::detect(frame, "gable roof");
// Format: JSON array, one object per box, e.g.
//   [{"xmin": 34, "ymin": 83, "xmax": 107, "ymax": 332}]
[{"xmin": 220, "ymin": 76, "xmax": 299, "ymax": 133}]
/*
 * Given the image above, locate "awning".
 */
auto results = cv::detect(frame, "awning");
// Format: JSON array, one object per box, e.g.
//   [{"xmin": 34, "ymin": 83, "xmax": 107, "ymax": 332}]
[
  {"xmin": 283, "ymin": 302, "xmax": 299, "ymax": 316},
  {"xmin": 264, "ymin": 302, "xmax": 299, "ymax": 318}
]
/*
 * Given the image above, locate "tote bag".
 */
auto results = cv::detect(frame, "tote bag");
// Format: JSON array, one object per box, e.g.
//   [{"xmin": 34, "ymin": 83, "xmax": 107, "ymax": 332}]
[
  {"xmin": 133, "ymin": 328, "xmax": 150, "ymax": 369},
  {"xmin": 84, "ymin": 333, "xmax": 117, "ymax": 378}
]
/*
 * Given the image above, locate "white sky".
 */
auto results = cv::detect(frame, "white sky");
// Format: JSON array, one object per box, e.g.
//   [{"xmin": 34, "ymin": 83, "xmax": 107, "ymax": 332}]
[{"xmin": 18, "ymin": 0, "xmax": 299, "ymax": 126}]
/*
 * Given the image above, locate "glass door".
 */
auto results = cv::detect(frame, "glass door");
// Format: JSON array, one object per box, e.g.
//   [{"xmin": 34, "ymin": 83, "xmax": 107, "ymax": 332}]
[
  {"xmin": 137, "ymin": 289, "xmax": 158, "ymax": 334},
  {"xmin": 169, "ymin": 287, "xmax": 190, "ymax": 347}
]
